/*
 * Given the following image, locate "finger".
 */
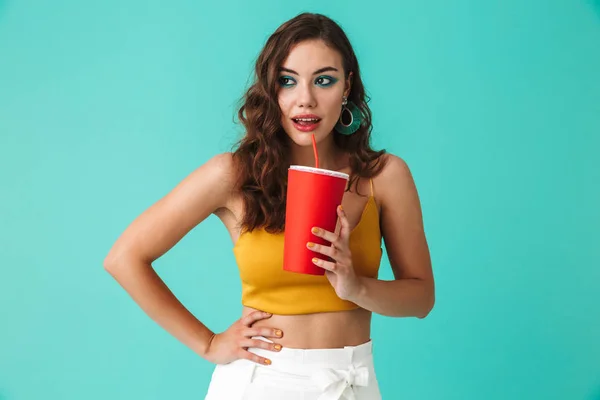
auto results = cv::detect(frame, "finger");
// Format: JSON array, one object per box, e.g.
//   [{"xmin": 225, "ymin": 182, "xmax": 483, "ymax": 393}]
[
  {"xmin": 311, "ymin": 226, "xmax": 339, "ymax": 244},
  {"xmin": 238, "ymin": 349, "xmax": 272, "ymax": 365},
  {"xmin": 241, "ymin": 311, "xmax": 272, "ymax": 327},
  {"xmin": 312, "ymin": 257, "xmax": 336, "ymax": 272},
  {"xmin": 244, "ymin": 327, "xmax": 284, "ymax": 339},
  {"xmin": 240, "ymin": 338, "xmax": 283, "ymax": 353},
  {"xmin": 307, "ymin": 241, "xmax": 338, "ymax": 260},
  {"xmin": 337, "ymin": 205, "xmax": 351, "ymax": 241}
]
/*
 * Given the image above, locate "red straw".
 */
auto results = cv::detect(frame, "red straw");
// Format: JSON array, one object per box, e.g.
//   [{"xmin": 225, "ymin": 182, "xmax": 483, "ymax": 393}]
[{"xmin": 311, "ymin": 134, "xmax": 319, "ymax": 168}]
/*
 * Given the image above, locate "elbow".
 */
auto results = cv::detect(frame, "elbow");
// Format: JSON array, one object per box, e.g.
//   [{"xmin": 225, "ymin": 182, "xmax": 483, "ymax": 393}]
[
  {"xmin": 103, "ymin": 248, "xmax": 149, "ymax": 276},
  {"xmin": 417, "ymin": 287, "xmax": 435, "ymax": 319},
  {"xmin": 103, "ymin": 254, "xmax": 119, "ymax": 274},
  {"xmin": 418, "ymin": 301, "xmax": 434, "ymax": 319},
  {"xmin": 103, "ymin": 248, "xmax": 128, "ymax": 274}
]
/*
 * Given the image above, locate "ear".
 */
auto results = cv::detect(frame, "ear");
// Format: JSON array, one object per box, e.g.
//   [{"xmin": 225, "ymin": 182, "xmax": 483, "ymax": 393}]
[{"xmin": 344, "ymin": 72, "xmax": 354, "ymax": 97}]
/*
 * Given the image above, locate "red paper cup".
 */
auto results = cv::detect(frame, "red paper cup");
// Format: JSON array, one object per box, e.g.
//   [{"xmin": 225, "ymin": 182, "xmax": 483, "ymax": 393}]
[{"xmin": 283, "ymin": 166, "xmax": 349, "ymax": 275}]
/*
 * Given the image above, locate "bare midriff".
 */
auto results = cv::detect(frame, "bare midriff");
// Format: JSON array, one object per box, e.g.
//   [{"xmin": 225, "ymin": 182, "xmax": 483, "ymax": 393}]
[{"xmin": 241, "ymin": 305, "xmax": 372, "ymax": 349}]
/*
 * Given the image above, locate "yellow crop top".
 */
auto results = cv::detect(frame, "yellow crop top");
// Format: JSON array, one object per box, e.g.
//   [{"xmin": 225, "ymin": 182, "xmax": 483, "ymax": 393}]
[{"xmin": 232, "ymin": 179, "xmax": 383, "ymax": 315}]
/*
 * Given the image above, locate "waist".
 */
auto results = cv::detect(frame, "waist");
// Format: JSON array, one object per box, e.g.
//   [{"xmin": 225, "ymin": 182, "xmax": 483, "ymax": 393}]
[
  {"xmin": 242, "ymin": 306, "xmax": 372, "ymax": 349},
  {"xmin": 250, "ymin": 336, "xmax": 373, "ymax": 369}
]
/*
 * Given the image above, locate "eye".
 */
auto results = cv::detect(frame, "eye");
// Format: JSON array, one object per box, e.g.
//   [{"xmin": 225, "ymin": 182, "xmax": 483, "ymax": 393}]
[
  {"xmin": 278, "ymin": 76, "xmax": 296, "ymax": 87},
  {"xmin": 315, "ymin": 76, "xmax": 338, "ymax": 87}
]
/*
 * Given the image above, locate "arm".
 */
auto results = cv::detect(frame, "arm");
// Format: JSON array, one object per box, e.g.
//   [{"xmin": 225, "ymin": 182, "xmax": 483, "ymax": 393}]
[
  {"xmin": 350, "ymin": 154, "xmax": 435, "ymax": 318},
  {"xmin": 103, "ymin": 152, "xmax": 237, "ymax": 358}
]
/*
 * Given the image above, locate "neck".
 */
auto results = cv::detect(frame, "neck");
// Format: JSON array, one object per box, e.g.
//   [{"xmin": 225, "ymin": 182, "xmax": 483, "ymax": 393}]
[{"xmin": 287, "ymin": 134, "xmax": 341, "ymax": 171}]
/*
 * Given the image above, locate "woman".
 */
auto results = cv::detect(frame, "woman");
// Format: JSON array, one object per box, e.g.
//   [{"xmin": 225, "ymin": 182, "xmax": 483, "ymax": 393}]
[{"xmin": 104, "ymin": 12, "xmax": 434, "ymax": 400}]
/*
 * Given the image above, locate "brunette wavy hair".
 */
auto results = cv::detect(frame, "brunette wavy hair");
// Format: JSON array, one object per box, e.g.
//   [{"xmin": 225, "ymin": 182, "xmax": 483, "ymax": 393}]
[{"xmin": 231, "ymin": 12, "xmax": 387, "ymax": 234}]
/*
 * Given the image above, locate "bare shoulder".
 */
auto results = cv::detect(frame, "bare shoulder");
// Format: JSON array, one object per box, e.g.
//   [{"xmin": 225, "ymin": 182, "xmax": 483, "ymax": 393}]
[
  {"xmin": 375, "ymin": 153, "xmax": 411, "ymax": 181},
  {"xmin": 169, "ymin": 151, "xmax": 238, "ymax": 214},
  {"xmin": 104, "ymin": 152, "xmax": 238, "ymax": 266},
  {"xmin": 199, "ymin": 151, "xmax": 238, "ymax": 198},
  {"xmin": 372, "ymin": 153, "xmax": 416, "ymax": 206}
]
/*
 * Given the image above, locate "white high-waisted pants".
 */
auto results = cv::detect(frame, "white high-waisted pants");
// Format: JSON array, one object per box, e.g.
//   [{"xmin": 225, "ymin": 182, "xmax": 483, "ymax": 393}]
[{"xmin": 204, "ymin": 336, "xmax": 382, "ymax": 400}]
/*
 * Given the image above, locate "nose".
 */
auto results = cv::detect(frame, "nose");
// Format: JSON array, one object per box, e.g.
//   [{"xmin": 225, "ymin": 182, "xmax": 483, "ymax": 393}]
[{"xmin": 297, "ymin": 81, "xmax": 316, "ymax": 108}]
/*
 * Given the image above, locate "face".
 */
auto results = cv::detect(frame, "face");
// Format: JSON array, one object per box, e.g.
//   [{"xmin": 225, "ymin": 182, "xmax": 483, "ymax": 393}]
[{"xmin": 277, "ymin": 39, "xmax": 352, "ymax": 146}]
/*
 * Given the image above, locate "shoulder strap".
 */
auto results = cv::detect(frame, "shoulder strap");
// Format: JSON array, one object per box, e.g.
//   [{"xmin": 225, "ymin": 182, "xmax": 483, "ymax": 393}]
[{"xmin": 369, "ymin": 178, "xmax": 374, "ymax": 197}]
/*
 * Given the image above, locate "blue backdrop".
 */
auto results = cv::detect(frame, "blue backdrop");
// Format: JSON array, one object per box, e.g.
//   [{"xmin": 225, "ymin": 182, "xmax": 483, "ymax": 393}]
[{"xmin": 1, "ymin": 1, "xmax": 599, "ymax": 399}]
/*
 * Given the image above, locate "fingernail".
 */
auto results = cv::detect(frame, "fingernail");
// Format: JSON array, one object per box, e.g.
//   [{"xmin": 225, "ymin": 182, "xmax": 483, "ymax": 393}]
[
  {"xmin": 274, "ymin": 344, "xmax": 282, "ymax": 351},
  {"xmin": 307, "ymin": 242, "xmax": 315, "ymax": 248},
  {"xmin": 312, "ymin": 257, "xmax": 319, "ymax": 263},
  {"xmin": 311, "ymin": 227, "xmax": 319, "ymax": 234},
  {"xmin": 275, "ymin": 329, "xmax": 282, "ymax": 337},
  {"xmin": 339, "ymin": 205, "xmax": 343, "ymax": 211},
  {"xmin": 264, "ymin": 359, "xmax": 271, "ymax": 365}
]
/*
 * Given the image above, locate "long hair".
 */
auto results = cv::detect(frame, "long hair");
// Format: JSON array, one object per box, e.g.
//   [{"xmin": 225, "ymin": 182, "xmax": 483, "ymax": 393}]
[{"xmin": 231, "ymin": 12, "xmax": 387, "ymax": 234}]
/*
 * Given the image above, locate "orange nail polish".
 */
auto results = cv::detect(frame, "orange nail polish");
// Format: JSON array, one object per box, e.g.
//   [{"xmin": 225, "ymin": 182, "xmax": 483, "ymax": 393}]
[
  {"xmin": 275, "ymin": 329, "xmax": 282, "ymax": 337},
  {"xmin": 264, "ymin": 359, "xmax": 271, "ymax": 365},
  {"xmin": 274, "ymin": 344, "xmax": 282, "ymax": 351},
  {"xmin": 307, "ymin": 242, "xmax": 315, "ymax": 248},
  {"xmin": 311, "ymin": 227, "xmax": 319, "ymax": 234}
]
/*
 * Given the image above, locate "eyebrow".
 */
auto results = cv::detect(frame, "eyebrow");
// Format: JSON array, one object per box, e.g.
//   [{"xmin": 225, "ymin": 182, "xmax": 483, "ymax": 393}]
[{"xmin": 279, "ymin": 66, "xmax": 339, "ymax": 75}]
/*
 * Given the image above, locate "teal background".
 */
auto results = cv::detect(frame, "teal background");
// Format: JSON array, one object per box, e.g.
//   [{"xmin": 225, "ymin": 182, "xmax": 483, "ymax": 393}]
[{"xmin": 1, "ymin": 0, "xmax": 599, "ymax": 399}]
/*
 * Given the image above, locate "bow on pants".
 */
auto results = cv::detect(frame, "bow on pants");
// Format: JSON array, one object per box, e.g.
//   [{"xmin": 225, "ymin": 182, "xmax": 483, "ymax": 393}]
[{"xmin": 311, "ymin": 364, "xmax": 370, "ymax": 400}]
